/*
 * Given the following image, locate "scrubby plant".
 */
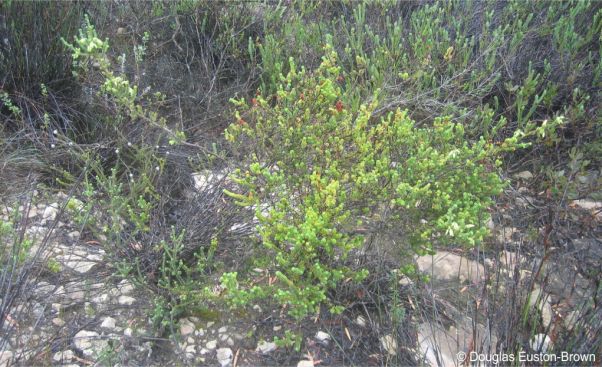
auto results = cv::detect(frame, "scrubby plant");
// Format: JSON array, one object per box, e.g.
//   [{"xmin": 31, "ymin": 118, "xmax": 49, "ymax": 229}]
[{"xmin": 222, "ymin": 46, "xmax": 562, "ymax": 334}]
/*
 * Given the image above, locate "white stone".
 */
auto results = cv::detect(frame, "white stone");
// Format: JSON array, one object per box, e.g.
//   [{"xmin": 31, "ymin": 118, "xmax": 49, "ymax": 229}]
[
  {"xmin": 0, "ymin": 351, "xmax": 13, "ymax": 367},
  {"xmin": 416, "ymin": 251, "xmax": 485, "ymax": 284},
  {"xmin": 52, "ymin": 318, "xmax": 65, "ymax": 327},
  {"xmin": 63, "ymin": 258, "xmax": 97, "ymax": 274},
  {"xmin": 185, "ymin": 345, "xmax": 196, "ymax": 359},
  {"xmin": 73, "ymin": 330, "xmax": 107, "ymax": 358},
  {"xmin": 53, "ymin": 350, "xmax": 74, "ymax": 363},
  {"xmin": 530, "ymin": 334, "xmax": 552, "ymax": 353},
  {"xmin": 252, "ymin": 304, "xmax": 263, "ymax": 313},
  {"xmin": 380, "ymin": 335, "xmax": 398, "ymax": 356},
  {"xmin": 192, "ymin": 171, "xmax": 225, "ymax": 190},
  {"xmin": 42, "ymin": 204, "xmax": 59, "ymax": 223},
  {"xmin": 272, "ymin": 325, "xmax": 281, "ymax": 331},
  {"xmin": 216, "ymin": 348, "xmax": 233, "ymax": 367},
  {"xmin": 205, "ymin": 340, "xmax": 217, "ymax": 350},
  {"xmin": 297, "ymin": 361, "xmax": 314, "ymax": 367},
  {"xmin": 200, "ymin": 348, "xmax": 209, "ymax": 355},
  {"xmin": 118, "ymin": 280, "xmax": 135, "ymax": 295},
  {"xmin": 355, "ymin": 316, "xmax": 367, "ymax": 328},
  {"xmin": 67, "ymin": 231, "xmax": 80, "ymax": 240},
  {"xmin": 195, "ymin": 328, "xmax": 205, "ymax": 337},
  {"xmin": 256, "ymin": 340, "xmax": 277, "ymax": 354},
  {"xmin": 101, "ymin": 317, "xmax": 116, "ymax": 329},
  {"xmin": 315, "ymin": 331, "xmax": 331, "ymax": 344},
  {"xmin": 218, "ymin": 326, "xmax": 228, "ymax": 333},
  {"xmin": 124, "ymin": 328, "xmax": 133, "ymax": 337},
  {"xmin": 118, "ymin": 295, "xmax": 136, "ymax": 305}
]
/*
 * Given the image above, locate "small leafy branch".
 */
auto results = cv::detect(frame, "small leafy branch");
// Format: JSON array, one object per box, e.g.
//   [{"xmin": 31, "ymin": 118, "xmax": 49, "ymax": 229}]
[{"xmin": 61, "ymin": 15, "xmax": 185, "ymax": 144}]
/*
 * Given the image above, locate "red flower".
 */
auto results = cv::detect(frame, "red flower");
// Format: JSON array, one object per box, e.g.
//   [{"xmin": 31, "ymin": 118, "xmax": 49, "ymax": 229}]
[{"xmin": 335, "ymin": 100, "xmax": 344, "ymax": 112}]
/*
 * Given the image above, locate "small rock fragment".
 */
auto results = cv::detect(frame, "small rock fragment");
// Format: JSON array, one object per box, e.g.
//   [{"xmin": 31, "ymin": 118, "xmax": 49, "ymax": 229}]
[
  {"xmin": 315, "ymin": 331, "xmax": 331, "ymax": 345},
  {"xmin": 179, "ymin": 318, "xmax": 195, "ymax": 336},
  {"xmin": 118, "ymin": 295, "xmax": 136, "ymax": 305},
  {"xmin": 205, "ymin": 340, "xmax": 217, "ymax": 350},
  {"xmin": 355, "ymin": 315, "xmax": 367, "ymax": 328},
  {"xmin": 101, "ymin": 317, "xmax": 116, "ymax": 329},
  {"xmin": 256, "ymin": 340, "xmax": 277, "ymax": 354},
  {"xmin": 297, "ymin": 361, "xmax": 314, "ymax": 367},
  {"xmin": 53, "ymin": 350, "xmax": 74, "ymax": 363},
  {"xmin": 216, "ymin": 348, "xmax": 233, "ymax": 367}
]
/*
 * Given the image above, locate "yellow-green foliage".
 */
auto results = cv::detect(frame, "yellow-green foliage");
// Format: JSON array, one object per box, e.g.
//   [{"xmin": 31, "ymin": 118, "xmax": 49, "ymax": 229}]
[{"xmin": 222, "ymin": 46, "xmax": 547, "ymax": 321}]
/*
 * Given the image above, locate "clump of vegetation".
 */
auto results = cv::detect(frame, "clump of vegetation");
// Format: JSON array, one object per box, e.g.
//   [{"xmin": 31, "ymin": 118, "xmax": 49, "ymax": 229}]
[
  {"xmin": 221, "ymin": 45, "xmax": 562, "ymax": 345},
  {"xmin": 0, "ymin": 0, "xmax": 600, "ymax": 364}
]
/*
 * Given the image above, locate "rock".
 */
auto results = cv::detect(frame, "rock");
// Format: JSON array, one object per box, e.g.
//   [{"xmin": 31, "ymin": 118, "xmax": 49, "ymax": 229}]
[
  {"xmin": 380, "ymin": 335, "xmax": 398, "ymax": 356},
  {"xmin": 256, "ymin": 340, "xmax": 277, "ymax": 354},
  {"xmin": 124, "ymin": 328, "xmax": 133, "ymax": 337},
  {"xmin": 63, "ymin": 258, "xmax": 97, "ymax": 274},
  {"xmin": 416, "ymin": 251, "xmax": 485, "ymax": 284},
  {"xmin": 417, "ymin": 319, "xmax": 493, "ymax": 367},
  {"xmin": 496, "ymin": 227, "xmax": 520, "ymax": 244},
  {"xmin": 297, "ymin": 361, "xmax": 314, "ymax": 367},
  {"xmin": 117, "ymin": 280, "xmax": 135, "ymax": 295},
  {"xmin": 218, "ymin": 326, "xmax": 228, "ymax": 333},
  {"xmin": 272, "ymin": 325, "xmax": 282, "ymax": 331},
  {"xmin": 195, "ymin": 328, "xmax": 205, "ymax": 337},
  {"xmin": 118, "ymin": 295, "xmax": 136, "ymax": 305},
  {"xmin": 179, "ymin": 318, "xmax": 195, "ymax": 336},
  {"xmin": 67, "ymin": 231, "xmax": 80, "ymax": 240},
  {"xmin": 0, "ymin": 351, "xmax": 13, "ymax": 367},
  {"xmin": 530, "ymin": 334, "xmax": 552, "ymax": 353},
  {"xmin": 315, "ymin": 331, "xmax": 331, "ymax": 344},
  {"xmin": 200, "ymin": 348, "xmax": 209, "ymax": 355},
  {"xmin": 73, "ymin": 330, "xmax": 107, "ymax": 358},
  {"xmin": 252, "ymin": 304, "xmax": 262, "ymax": 313},
  {"xmin": 192, "ymin": 171, "xmax": 225, "ymax": 190},
  {"xmin": 91, "ymin": 293, "xmax": 109, "ymax": 305},
  {"xmin": 514, "ymin": 171, "xmax": 534, "ymax": 180},
  {"xmin": 499, "ymin": 250, "xmax": 523, "ymax": 269},
  {"xmin": 52, "ymin": 318, "xmax": 65, "ymax": 327},
  {"xmin": 53, "ymin": 350, "xmax": 74, "ymax": 363},
  {"xmin": 207, "ymin": 321, "xmax": 215, "ymax": 328},
  {"xmin": 205, "ymin": 340, "xmax": 217, "ymax": 350},
  {"xmin": 41, "ymin": 204, "xmax": 59, "ymax": 224},
  {"xmin": 101, "ymin": 317, "xmax": 117, "ymax": 329},
  {"xmin": 529, "ymin": 288, "xmax": 553, "ymax": 328},
  {"xmin": 355, "ymin": 315, "xmax": 367, "ymax": 328},
  {"xmin": 216, "ymin": 348, "xmax": 233, "ymax": 367},
  {"xmin": 185, "ymin": 345, "xmax": 196, "ymax": 359},
  {"xmin": 398, "ymin": 275, "xmax": 413, "ymax": 286},
  {"xmin": 571, "ymin": 199, "xmax": 602, "ymax": 211}
]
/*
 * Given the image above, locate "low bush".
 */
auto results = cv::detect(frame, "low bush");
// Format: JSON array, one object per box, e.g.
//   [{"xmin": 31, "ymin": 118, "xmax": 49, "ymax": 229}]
[{"xmin": 221, "ymin": 45, "xmax": 562, "ymax": 347}]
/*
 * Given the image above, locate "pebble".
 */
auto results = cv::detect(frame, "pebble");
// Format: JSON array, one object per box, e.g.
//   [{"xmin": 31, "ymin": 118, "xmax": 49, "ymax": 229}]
[
  {"xmin": 205, "ymin": 340, "xmax": 217, "ymax": 350},
  {"xmin": 118, "ymin": 295, "xmax": 136, "ymax": 306},
  {"xmin": 297, "ymin": 361, "xmax": 314, "ymax": 367},
  {"xmin": 256, "ymin": 340, "xmax": 277, "ymax": 354},
  {"xmin": 216, "ymin": 348, "xmax": 233, "ymax": 367},
  {"xmin": 52, "ymin": 318, "xmax": 65, "ymax": 327},
  {"xmin": 355, "ymin": 315, "xmax": 367, "ymax": 328},
  {"xmin": 180, "ymin": 318, "xmax": 195, "ymax": 336},
  {"xmin": 100, "ymin": 317, "xmax": 116, "ymax": 329},
  {"xmin": 53, "ymin": 350, "xmax": 74, "ymax": 363},
  {"xmin": 315, "ymin": 331, "xmax": 331, "ymax": 344}
]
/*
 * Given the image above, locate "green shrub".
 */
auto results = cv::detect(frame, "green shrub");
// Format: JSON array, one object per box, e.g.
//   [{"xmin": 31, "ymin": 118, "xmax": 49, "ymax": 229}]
[{"xmin": 222, "ymin": 46, "xmax": 559, "ymax": 328}]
